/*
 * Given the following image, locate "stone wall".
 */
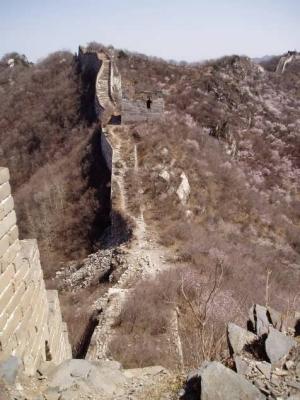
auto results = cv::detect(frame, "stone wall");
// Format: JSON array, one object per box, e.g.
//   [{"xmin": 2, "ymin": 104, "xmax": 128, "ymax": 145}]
[
  {"xmin": 121, "ymin": 97, "xmax": 164, "ymax": 124},
  {"xmin": 100, "ymin": 129, "xmax": 113, "ymax": 173},
  {"xmin": 77, "ymin": 46, "xmax": 122, "ymax": 121},
  {"xmin": 0, "ymin": 167, "xmax": 72, "ymax": 375},
  {"xmin": 77, "ymin": 48, "xmax": 101, "ymax": 77}
]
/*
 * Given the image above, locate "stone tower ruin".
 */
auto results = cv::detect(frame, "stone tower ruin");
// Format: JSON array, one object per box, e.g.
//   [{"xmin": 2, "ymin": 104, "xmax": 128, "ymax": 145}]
[{"xmin": 77, "ymin": 45, "xmax": 164, "ymax": 125}]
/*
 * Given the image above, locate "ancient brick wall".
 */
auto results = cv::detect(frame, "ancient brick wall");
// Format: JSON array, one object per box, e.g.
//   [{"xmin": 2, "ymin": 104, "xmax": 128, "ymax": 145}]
[
  {"xmin": 78, "ymin": 46, "xmax": 122, "ymax": 121},
  {"xmin": 0, "ymin": 167, "xmax": 72, "ymax": 375},
  {"xmin": 121, "ymin": 97, "xmax": 164, "ymax": 124},
  {"xmin": 77, "ymin": 47, "xmax": 102, "ymax": 77},
  {"xmin": 100, "ymin": 129, "xmax": 113, "ymax": 173}
]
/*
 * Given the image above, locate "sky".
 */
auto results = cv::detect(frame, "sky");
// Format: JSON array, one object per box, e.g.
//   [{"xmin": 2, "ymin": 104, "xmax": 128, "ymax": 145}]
[{"xmin": 1, "ymin": 0, "xmax": 299, "ymax": 63}]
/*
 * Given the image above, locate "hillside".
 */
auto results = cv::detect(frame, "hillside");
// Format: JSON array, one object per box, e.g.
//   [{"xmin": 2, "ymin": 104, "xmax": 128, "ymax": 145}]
[
  {"xmin": 109, "ymin": 49, "xmax": 300, "ymax": 369},
  {"xmin": 0, "ymin": 52, "xmax": 111, "ymax": 279},
  {"xmin": 0, "ymin": 46, "xmax": 299, "ymax": 371}
]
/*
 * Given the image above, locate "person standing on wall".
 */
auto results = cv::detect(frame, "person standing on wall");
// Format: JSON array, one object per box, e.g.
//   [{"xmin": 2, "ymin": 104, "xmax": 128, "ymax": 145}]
[{"xmin": 146, "ymin": 96, "xmax": 152, "ymax": 110}]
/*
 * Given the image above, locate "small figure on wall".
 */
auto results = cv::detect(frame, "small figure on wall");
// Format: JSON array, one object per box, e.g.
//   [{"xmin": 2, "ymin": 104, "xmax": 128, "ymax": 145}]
[{"xmin": 146, "ymin": 96, "xmax": 152, "ymax": 110}]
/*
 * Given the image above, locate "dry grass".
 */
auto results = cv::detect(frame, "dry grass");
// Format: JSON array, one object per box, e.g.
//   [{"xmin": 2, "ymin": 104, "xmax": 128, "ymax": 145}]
[
  {"xmin": 108, "ymin": 49, "xmax": 300, "ymax": 369},
  {"xmin": 2, "ymin": 45, "xmax": 300, "ymax": 363},
  {"xmin": 109, "ymin": 264, "xmax": 238, "ymax": 370}
]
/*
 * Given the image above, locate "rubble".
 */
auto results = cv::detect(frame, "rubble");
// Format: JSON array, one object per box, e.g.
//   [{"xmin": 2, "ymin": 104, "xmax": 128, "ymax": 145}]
[
  {"xmin": 265, "ymin": 327, "xmax": 296, "ymax": 364},
  {"xmin": 56, "ymin": 248, "xmax": 128, "ymax": 291},
  {"xmin": 181, "ymin": 304, "xmax": 300, "ymax": 399}
]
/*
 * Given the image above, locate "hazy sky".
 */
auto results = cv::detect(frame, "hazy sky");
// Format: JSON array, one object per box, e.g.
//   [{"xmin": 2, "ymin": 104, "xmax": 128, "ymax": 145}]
[{"xmin": 1, "ymin": 0, "xmax": 299, "ymax": 62}]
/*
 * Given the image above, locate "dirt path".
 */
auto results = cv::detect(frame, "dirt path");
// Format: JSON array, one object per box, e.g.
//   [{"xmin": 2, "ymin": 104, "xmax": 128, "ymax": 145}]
[{"xmin": 86, "ymin": 125, "xmax": 184, "ymax": 368}]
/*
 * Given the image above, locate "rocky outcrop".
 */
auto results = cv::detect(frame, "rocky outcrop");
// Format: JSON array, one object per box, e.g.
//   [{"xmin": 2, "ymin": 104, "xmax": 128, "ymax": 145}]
[
  {"xmin": 227, "ymin": 323, "xmax": 257, "ymax": 355},
  {"xmin": 181, "ymin": 304, "xmax": 300, "ymax": 399},
  {"xmin": 0, "ymin": 358, "xmax": 171, "ymax": 400},
  {"xmin": 265, "ymin": 327, "xmax": 296, "ymax": 364},
  {"xmin": 185, "ymin": 361, "xmax": 265, "ymax": 400}
]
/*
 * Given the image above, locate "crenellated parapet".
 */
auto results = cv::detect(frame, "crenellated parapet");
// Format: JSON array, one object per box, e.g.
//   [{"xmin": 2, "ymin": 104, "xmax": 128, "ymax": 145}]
[{"xmin": 0, "ymin": 167, "xmax": 71, "ymax": 375}]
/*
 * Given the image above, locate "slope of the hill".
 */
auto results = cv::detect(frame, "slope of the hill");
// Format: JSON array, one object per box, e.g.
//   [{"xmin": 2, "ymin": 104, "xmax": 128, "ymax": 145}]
[
  {"xmin": 1, "ymin": 44, "xmax": 299, "ymax": 366},
  {"xmin": 0, "ymin": 52, "xmax": 111, "ymax": 279},
  {"xmin": 104, "ymin": 49, "xmax": 300, "ymax": 369}
]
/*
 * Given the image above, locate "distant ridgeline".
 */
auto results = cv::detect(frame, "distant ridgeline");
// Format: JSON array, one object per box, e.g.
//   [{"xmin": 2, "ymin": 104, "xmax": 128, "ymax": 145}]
[
  {"xmin": 276, "ymin": 50, "xmax": 300, "ymax": 74},
  {"xmin": 0, "ymin": 168, "xmax": 72, "ymax": 375},
  {"xmin": 76, "ymin": 45, "xmax": 164, "ymax": 125}
]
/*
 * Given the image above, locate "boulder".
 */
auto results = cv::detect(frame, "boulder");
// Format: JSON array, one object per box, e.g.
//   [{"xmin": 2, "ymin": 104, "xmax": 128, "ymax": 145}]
[
  {"xmin": 265, "ymin": 327, "xmax": 296, "ymax": 363},
  {"xmin": 227, "ymin": 323, "xmax": 257, "ymax": 355},
  {"xmin": 248, "ymin": 305, "xmax": 256, "ymax": 331},
  {"xmin": 285, "ymin": 360, "xmax": 294, "ymax": 370},
  {"xmin": 234, "ymin": 356, "xmax": 251, "ymax": 376},
  {"xmin": 48, "ymin": 359, "xmax": 126, "ymax": 396},
  {"xmin": 268, "ymin": 307, "xmax": 282, "ymax": 330},
  {"xmin": 176, "ymin": 172, "xmax": 190, "ymax": 205},
  {"xmin": 249, "ymin": 304, "xmax": 282, "ymax": 336},
  {"xmin": 158, "ymin": 170, "xmax": 170, "ymax": 182},
  {"xmin": 255, "ymin": 361, "xmax": 271, "ymax": 380},
  {"xmin": 255, "ymin": 305, "xmax": 270, "ymax": 336},
  {"xmin": 200, "ymin": 362, "xmax": 265, "ymax": 399}
]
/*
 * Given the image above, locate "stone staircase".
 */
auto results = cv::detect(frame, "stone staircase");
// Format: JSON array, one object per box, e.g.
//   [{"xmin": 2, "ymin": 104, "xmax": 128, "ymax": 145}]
[{"xmin": 96, "ymin": 58, "xmax": 114, "ymax": 111}]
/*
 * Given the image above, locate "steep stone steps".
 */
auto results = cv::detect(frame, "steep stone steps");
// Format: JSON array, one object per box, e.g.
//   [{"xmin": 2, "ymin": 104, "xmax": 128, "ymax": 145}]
[{"xmin": 96, "ymin": 60, "xmax": 114, "ymax": 110}]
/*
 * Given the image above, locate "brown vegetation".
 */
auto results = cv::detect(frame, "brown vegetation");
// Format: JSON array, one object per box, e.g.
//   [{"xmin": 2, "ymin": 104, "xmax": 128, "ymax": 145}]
[
  {"xmin": 0, "ymin": 52, "xmax": 111, "ymax": 278},
  {"xmin": 109, "ymin": 48, "xmax": 300, "ymax": 369},
  {"xmin": 2, "ymin": 44, "xmax": 300, "ymax": 365},
  {"xmin": 0, "ymin": 51, "xmax": 112, "ymax": 353}
]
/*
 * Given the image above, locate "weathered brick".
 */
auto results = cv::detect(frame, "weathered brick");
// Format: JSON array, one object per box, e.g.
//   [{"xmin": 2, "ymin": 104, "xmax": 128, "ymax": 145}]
[
  {"xmin": 0, "ymin": 309, "xmax": 9, "ymax": 332},
  {"xmin": 0, "ymin": 263, "xmax": 14, "ymax": 292},
  {"xmin": 7, "ymin": 225, "xmax": 19, "ymax": 245},
  {"xmin": 0, "ymin": 234, "xmax": 10, "ymax": 259},
  {"xmin": 0, "ymin": 195, "xmax": 14, "ymax": 220},
  {"xmin": 0, "ymin": 332, "xmax": 18, "ymax": 361},
  {"xmin": 0, "ymin": 283, "xmax": 14, "ymax": 310},
  {"xmin": 14, "ymin": 259, "xmax": 30, "ymax": 287},
  {"xmin": 30, "ymin": 311, "xmax": 48, "ymax": 355},
  {"xmin": 14, "ymin": 329, "xmax": 31, "ymax": 358},
  {"xmin": 15, "ymin": 301, "xmax": 34, "ymax": 339},
  {"xmin": 31, "ymin": 301, "xmax": 45, "ymax": 330},
  {"xmin": 22, "ymin": 352, "xmax": 35, "ymax": 375},
  {"xmin": 0, "ymin": 240, "xmax": 19, "ymax": 272},
  {"xmin": 19, "ymin": 239, "xmax": 37, "ymax": 260},
  {"xmin": 4, "ymin": 281, "xmax": 26, "ymax": 317},
  {"xmin": 0, "ymin": 168, "xmax": 9, "ymax": 186},
  {"xmin": 0, "ymin": 182, "xmax": 10, "ymax": 203},
  {"xmin": 27, "ymin": 292, "xmax": 46, "ymax": 333},
  {"xmin": 0, "ymin": 305, "xmax": 23, "ymax": 341},
  {"xmin": 19, "ymin": 282, "xmax": 36, "ymax": 316},
  {"xmin": 0, "ymin": 211, "xmax": 17, "ymax": 240}
]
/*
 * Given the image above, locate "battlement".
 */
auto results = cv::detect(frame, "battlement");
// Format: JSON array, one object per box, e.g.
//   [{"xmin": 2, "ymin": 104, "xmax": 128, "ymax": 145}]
[{"xmin": 0, "ymin": 167, "xmax": 71, "ymax": 375}]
